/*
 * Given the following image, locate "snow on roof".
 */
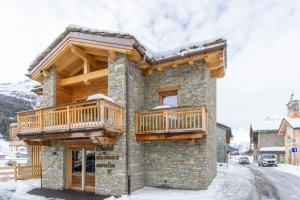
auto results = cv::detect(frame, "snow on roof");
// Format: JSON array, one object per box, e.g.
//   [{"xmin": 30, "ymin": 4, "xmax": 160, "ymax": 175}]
[
  {"xmin": 260, "ymin": 146, "xmax": 285, "ymax": 152},
  {"xmin": 285, "ymin": 117, "xmax": 300, "ymax": 128},
  {"xmin": 252, "ymin": 115, "xmax": 282, "ymax": 131},
  {"xmin": 28, "ymin": 24, "xmax": 226, "ymax": 72}
]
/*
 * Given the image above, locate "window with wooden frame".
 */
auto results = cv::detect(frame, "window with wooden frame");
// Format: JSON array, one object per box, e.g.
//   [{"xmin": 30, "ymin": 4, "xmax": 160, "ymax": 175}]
[{"xmin": 155, "ymin": 85, "xmax": 181, "ymax": 107}]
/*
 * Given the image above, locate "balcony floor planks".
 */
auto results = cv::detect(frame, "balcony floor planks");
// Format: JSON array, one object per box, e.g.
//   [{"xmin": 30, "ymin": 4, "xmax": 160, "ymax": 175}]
[{"xmin": 135, "ymin": 131, "xmax": 207, "ymax": 141}]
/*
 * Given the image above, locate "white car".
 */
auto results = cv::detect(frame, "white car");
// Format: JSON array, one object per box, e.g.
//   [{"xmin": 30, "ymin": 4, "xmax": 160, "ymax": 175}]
[{"xmin": 258, "ymin": 154, "xmax": 278, "ymax": 167}]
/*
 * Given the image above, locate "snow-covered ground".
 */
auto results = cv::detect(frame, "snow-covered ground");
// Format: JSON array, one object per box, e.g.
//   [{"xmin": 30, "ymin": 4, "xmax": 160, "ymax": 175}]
[
  {"xmin": 108, "ymin": 163, "xmax": 257, "ymax": 200},
  {"xmin": 274, "ymin": 164, "xmax": 300, "ymax": 178},
  {"xmin": 0, "ymin": 179, "xmax": 48, "ymax": 200},
  {"xmin": 0, "ymin": 138, "xmax": 28, "ymax": 167}
]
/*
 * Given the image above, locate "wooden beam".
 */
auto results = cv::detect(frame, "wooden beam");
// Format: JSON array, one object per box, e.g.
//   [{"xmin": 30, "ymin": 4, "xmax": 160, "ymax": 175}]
[
  {"xmin": 83, "ymin": 60, "xmax": 90, "ymax": 85},
  {"xmin": 108, "ymin": 50, "xmax": 118, "ymax": 60},
  {"xmin": 24, "ymin": 140, "xmax": 50, "ymax": 146},
  {"xmin": 155, "ymin": 85, "xmax": 181, "ymax": 93},
  {"xmin": 41, "ymin": 70, "xmax": 50, "ymax": 78},
  {"xmin": 135, "ymin": 132, "xmax": 206, "ymax": 141},
  {"xmin": 59, "ymin": 68, "xmax": 108, "ymax": 87},
  {"xmin": 71, "ymin": 40, "xmax": 133, "ymax": 54},
  {"xmin": 70, "ymin": 44, "xmax": 97, "ymax": 67},
  {"xmin": 154, "ymin": 50, "xmax": 223, "ymax": 71},
  {"xmin": 146, "ymin": 67, "xmax": 153, "ymax": 76},
  {"xmin": 96, "ymin": 136, "xmax": 117, "ymax": 145}
]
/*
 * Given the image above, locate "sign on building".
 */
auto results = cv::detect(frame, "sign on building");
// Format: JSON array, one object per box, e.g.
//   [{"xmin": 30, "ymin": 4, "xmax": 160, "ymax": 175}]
[{"xmin": 291, "ymin": 147, "xmax": 297, "ymax": 153}]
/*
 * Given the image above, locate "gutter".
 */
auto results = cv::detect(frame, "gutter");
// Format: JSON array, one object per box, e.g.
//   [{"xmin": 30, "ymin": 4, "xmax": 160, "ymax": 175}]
[{"xmin": 125, "ymin": 61, "xmax": 131, "ymax": 195}]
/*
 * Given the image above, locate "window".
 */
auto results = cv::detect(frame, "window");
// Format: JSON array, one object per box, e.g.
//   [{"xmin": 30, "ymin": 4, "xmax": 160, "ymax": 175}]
[
  {"xmin": 161, "ymin": 92, "xmax": 178, "ymax": 107},
  {"xmin": 155, "ymin": 85, "xmax": 180, "ymax": 107}
]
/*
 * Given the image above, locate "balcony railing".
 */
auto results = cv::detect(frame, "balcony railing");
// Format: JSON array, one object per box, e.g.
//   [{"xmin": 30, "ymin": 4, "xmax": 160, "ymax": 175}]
[
  {"xmin": 135, "ymin": 105, "xmax": 207, "ymax": 136},
  {"xmin": 17, "ymin": 100, "xmax": 122, "ymax": 134}
]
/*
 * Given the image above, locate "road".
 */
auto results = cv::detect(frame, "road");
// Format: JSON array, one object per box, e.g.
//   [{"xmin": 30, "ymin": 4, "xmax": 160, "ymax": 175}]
[{"xmin": 247, "ymin": 164, "xmax": 300, "ymax": 200}]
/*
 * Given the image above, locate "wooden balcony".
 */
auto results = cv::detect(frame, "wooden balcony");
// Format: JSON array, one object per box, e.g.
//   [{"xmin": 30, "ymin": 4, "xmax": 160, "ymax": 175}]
[
  {"xmin": 135, "ymin": 106, "xmax": 208, "ymax": 141},
  {"xmin": 16, "ymin": 100, "xmax": 122, "ymax": 144}
]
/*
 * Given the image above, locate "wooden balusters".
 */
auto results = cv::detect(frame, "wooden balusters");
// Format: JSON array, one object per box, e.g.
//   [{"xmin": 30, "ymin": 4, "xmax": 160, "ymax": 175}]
[
  {"xmin": 135, "ymin": 106, "xmax": 208, "ymax": 134},
  {"xmin": 16, "ymin": 100, "xmax": 122, "ymax": 134}
]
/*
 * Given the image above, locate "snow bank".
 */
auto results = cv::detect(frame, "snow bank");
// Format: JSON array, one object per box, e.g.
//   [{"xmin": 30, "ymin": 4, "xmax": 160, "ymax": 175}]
[
  {"xmin": 274, "ymin": 164, "xmax": 300, "ymax": 178},
  {"xmin": 107, "ymin": 164, "xmax": 257, "ymax": 200},
  {"xmin": 0, "ymin": 179, "xmax": 46, "ymax": 200}
]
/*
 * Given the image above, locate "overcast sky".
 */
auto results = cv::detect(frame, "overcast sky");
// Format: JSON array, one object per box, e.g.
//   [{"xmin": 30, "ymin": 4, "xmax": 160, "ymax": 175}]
[{"xmin": 0, "ymin": 0, "xmax": 299, "ymax": 129}]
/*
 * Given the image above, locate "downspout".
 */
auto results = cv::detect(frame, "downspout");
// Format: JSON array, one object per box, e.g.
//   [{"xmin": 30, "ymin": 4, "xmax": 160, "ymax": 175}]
[{"xmin": 125, "ymin": 61, "xmax": 131, "ymax": 195}]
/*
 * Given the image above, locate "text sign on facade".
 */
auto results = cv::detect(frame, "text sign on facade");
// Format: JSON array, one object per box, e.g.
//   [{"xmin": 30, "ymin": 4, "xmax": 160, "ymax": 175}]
[
  {"xmin": 291, "ymin": 148, "xmax": 297, "ymax": 153},
  {"xmin": 96, "ymin": 145, "xmax": 119, "ymax": 169}
]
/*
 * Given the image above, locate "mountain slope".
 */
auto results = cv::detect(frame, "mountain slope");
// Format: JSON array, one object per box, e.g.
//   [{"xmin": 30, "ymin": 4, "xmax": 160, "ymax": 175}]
[{"xmin": 0, "ymin": 80, "xmax": 39, "ymax": 138}]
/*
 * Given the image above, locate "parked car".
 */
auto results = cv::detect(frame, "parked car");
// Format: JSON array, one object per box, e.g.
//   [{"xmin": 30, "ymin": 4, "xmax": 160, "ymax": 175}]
[
  {"xmin": 239, "ymin": 156, "xmax": 249, "ymax": 164},
  {"xmin": 258, "ymin": 154, "xmax": 278, "ymax": 167}
]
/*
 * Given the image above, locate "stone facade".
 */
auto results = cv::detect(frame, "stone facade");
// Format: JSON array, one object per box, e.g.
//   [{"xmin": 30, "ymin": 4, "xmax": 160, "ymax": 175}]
[
  {"xmin": 38, "ymin": 54, "xmax": 218, "ymax": 194},
  {"xmin": 41, "ymin": 142, "xmax": 65, "ymax": 190},
  {"xmin": 216, "ymin": 127, "xmax": 228, "ymax": 163},
  {"xmin": 41, "ymin": 66, "xmax": 56, "ymax": 108},
  {"xmin": 95, "ymin": 54, "xmax": 128, "ymax": 195},
  {"xmin": 258, "ymin": 131, "xmax": 285, "ymax": 148},
  {"xmin": 143, "ymin": 62, "xmax": 217, "ymax": 189}
]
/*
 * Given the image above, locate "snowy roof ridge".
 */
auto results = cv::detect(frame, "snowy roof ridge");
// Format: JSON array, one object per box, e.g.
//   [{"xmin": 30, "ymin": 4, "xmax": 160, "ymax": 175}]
[
  {"xmin": 252, "ymin": 114, "xmax": 283, "ymax": 131},
  {"xmin": 284, "ymin": 117, "xmax": 300, "ymax": 129},
  {"xmin": 28, "ymin": 24, "xmax": 226, "ymax": 72}
]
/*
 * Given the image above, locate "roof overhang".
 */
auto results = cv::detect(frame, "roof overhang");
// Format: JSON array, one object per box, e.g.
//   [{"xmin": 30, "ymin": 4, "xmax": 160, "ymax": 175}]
[{"xmin": 28, "ymin": 26, "xmax": 227, "ymax": 82}]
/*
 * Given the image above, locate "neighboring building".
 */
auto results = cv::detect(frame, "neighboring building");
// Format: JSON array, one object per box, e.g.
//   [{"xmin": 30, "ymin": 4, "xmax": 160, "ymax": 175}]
[
  {"xmin": 250, "ymin": 116, "xmax": 285, "ymax": 162},
  {"xmin": 9, "ymin": 123, "xmax": 26, "ymax": 151},
  {"xmin": 278, "ymin": 98, "xmax": 300, "ymax": 165},
  {"xmin": 0, "ymin": 152, "xmax": 5, "ymax": 160},
  {"xmin": 15, "ymin": 25, "xmax": 227, "ymax": 195},
  {"xmin": 216, "ymin": 122, "xmax": 232, "ymax": 163}
]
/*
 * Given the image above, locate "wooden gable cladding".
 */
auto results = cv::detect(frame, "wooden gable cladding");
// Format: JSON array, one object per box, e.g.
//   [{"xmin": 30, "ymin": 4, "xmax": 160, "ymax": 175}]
[{"xmin": 31, "ymin": 39, "xmax": 133, "ymax": 82}]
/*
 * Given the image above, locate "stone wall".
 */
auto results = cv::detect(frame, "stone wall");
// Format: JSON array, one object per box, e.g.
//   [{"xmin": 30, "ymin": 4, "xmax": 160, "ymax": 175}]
[
  {"xmin": 143, "ymin": 62, "xmax": 217, "ymax": 189},
  {"xmin": 216, "ymin": 127, "xmax": 228, "ymax": 163},
  {"xmin": 127, "ymin": 58, "xmax": 145, "ymax": 191},
  {"xmin": 258, "ymin": 131, "xmax": 285, "ymax": 148},
  {"xmin": 41, "ymin": 142, "xmax": 65, "ymax": 190},
  {"xmin": 42, "ymin": 66, "xmax": 56, "ymax": 108},
  {"xmin": 144, "ymin": 61, "xmax": 207, "ymax": 108},
  {"xmin": 95, "ymin": 54, "xmax": 128, "ymax": 195}
]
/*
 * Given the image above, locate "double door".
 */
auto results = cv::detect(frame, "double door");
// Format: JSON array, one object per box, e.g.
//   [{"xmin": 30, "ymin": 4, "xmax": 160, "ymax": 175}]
[{"xmin": 66, "ymin": 147, "xmax": 95, "ymax": 192}]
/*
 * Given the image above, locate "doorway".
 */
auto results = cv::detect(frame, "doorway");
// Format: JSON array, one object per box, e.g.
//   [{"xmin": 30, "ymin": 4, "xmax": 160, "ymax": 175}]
[{"xmin": 66, "ymin": 147, "xmax": 95, "ymax": 192}]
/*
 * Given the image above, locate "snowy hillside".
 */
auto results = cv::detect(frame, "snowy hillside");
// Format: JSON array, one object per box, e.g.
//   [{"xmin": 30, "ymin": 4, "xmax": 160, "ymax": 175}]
[
  {"xmin": 231, "ymin": 127, "xmax": 250, "ymax": 152},
  {"xmin": 0, "ymin": 80, "xmax": 40, "ymax": 105}
]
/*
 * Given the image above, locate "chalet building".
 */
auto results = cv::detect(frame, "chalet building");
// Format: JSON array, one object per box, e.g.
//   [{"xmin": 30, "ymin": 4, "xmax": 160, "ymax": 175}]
[
  {"xmin": 216, "ymin": 122, "xmax": 232, "ymax": 163},
  {"xmin": 250, "ymin": 117, "xmax": 285, "ymax": 162},
  {"xmin": 15, "ymin": 25, "xmax": 227, "ymax": 195},
  {"xmin": 278, "ymin": 98, "xmax": 300, "ymax": 165}
]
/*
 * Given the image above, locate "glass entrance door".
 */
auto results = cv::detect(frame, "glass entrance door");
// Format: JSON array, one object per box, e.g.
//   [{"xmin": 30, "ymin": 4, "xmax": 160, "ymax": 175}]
[{"xmin": 68, "ymin": 148, "xmax": 95, "ymax": 192}]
